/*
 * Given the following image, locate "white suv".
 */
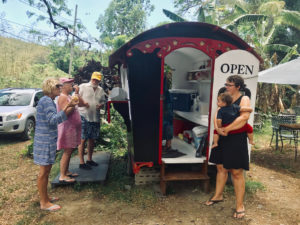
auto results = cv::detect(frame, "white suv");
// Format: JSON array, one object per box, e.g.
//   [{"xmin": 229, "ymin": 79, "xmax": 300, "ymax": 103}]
[{"xmin": 0, "ymin": 88, "xmax": 43, "ymax": 140}]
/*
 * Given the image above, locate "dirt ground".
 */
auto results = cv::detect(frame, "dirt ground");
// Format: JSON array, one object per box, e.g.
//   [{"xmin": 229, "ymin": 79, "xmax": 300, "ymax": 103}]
[{"xmin": 0, "ymin": 137, "xmax": 299, "ymax": 225}]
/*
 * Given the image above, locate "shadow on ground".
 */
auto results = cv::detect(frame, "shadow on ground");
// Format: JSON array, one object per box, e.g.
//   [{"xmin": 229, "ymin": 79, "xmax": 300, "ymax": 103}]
[
  {"xmin": 0, "ymin": 134, "xmax": 28, "ymax": 146},
  {"xmin": 251, "ymin": 146, "xmax": 300, "ymax": 178}
]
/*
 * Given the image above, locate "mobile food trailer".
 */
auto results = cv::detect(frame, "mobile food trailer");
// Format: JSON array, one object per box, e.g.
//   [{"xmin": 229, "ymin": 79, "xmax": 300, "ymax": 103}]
[{"xmin": 108, "ymin": 22, "xmax": 262, "ymax": 194}]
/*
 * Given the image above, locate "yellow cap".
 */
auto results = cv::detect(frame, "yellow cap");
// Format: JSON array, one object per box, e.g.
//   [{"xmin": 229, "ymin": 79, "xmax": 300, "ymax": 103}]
[{"xmin": 91, "ymin": 72, "xmax": 102, "ymax": 81}]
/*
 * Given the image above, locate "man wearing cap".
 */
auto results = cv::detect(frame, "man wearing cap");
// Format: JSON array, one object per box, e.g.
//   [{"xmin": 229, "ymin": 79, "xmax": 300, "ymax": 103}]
[{"xmin": 76, "ymin": 72, "xmax": 106, "ymax": 170}]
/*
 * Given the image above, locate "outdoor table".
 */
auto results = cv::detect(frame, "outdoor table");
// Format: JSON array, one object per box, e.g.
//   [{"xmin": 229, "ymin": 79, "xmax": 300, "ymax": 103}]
[{"xmin": 279, "ymin": 123, "xmax": 300, "ymax": 161}]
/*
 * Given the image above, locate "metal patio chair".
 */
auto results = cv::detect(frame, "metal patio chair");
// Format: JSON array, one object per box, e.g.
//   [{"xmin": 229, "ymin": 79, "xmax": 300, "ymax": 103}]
[
  {"xmin": 253, "ymin": 112, "xmax": 263, "ymax": 129},
  {"xmin": 270, "ymin": 116, "xmax": 280, "ymax": 149},
  {"xmin": 278, "ymin": 114, "xmax": 297, "ymax": 152}
]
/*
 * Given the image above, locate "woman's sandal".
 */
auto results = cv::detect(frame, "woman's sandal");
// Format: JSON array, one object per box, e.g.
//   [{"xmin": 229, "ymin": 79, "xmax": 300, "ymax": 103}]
[
  {"xmin": 66, "ymin": 172, "xmax": 79, "ymax": 178},
  {"xmin": 49, "ymin": 197, "xmax": 59, "ymax": 203},
  {"xmin": 205, "ymin": 198, "xmax": 224, "ymax": 206},
  {"xmin": 233, "ymin": 211, "xmax": 245, "ymax": 219},
  {"xmin": 41, "ymin": 204, "xmax": 61, "ymax": 212}
]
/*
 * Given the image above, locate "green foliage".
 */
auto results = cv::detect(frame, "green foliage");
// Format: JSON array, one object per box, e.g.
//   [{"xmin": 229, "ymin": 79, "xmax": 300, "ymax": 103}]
[
  {"xmin": 245, "ymin": 180, "xmax": 266, "ymax": 193},
  {"xmin": 96, "ymin": 0, "xmax": 154, "ymax": 40},
  {"xmin": 96, "ymin": 107, "xmax": 128, "ymax": 157},
  {"xmin": 0, "ymin": 36, "xmax": 68, "ymax": 89},
  {"xmin": 162, "ymin": 9, "xmax": 186, "ymax": 22},
  {"xmin": 225, "ymin": 179, "xmax": 265, "ymax": 195},
  {"xmin": 102, "ymin": 35, "xmax": 130, "ymax": 51},
  {"xmin": 48, "ymin": 42, "xmax": 101, "ymax": 75}
]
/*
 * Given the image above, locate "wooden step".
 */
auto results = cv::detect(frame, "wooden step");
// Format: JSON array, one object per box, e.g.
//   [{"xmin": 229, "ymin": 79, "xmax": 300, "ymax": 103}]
[{"xmin": 162, "ymin": 171, "xmax": 209, "ymax": 181}]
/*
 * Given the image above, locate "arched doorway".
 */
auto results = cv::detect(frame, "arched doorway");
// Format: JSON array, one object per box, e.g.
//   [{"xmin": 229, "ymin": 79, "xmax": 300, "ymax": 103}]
[{"xmin": 160, "ymin": 47, "xmax": 211, "ymax": 162}]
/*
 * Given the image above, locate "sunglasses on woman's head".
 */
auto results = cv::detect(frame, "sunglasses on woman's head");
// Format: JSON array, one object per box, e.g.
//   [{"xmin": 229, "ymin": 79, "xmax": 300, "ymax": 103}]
[
  {"xmin": 224, "ymin": 83, "xmax": 235, "ymax": 87},
  {"xmin": 55, "ymin": 84, "xmax": 62, "ymax": 89}
]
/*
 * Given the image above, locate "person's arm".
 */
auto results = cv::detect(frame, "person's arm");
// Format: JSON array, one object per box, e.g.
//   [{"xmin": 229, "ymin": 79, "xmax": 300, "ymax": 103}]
[
  {"xmin": 240, "ymin": 106, "xmax": 253, "ymax": 113},
  {"xmin": 223, "ymin": 96, "xmax": 251, "ymax": 134},
  {"xmin": 214, "ymin": 108, "xmax": 226, "ymax": 135},
  {"xmin": 217, "ymin": 119, "xmax": 222, "ymax": 129},
  {"xmin": 44, "ymin": 97, "xmax": 75, "ymax": 126},
  {"xmin": 75, "ymin": 85, "xmax": 89, "ymax": 108},
  {"xmin": 58, "ymin": 95, "xmax": 74, "ymax": 115},
  {"xmin": 78, "ymin": 95, "xmax": 89, "ymax": 108}
]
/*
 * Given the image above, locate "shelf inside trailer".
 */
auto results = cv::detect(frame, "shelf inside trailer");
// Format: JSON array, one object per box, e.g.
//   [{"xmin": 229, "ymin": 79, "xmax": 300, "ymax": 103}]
[
  {"xmin": 187, "ymin": 79, "xmax": 211, "ymax": 83},
  {"xmin": 188, "ymin": 68, "xmax": 211, "ymax": 72},
  {"xmin": 174, "ymin": 111, "xmax": 208, "ymax": 126},
  {"xmin": 162, "ymin": 137, "xmax": 206, "ymax": 164}
]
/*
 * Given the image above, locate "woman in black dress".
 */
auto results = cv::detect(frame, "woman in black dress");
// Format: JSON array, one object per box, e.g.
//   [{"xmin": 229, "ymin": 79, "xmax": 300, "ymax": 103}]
[{"xmin": 206, "ymin": 75, "xmax": 252, "ymax": 219}]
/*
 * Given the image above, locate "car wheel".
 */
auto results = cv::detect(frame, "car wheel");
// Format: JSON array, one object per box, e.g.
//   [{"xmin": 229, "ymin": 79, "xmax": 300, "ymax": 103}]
[{"xmin": 21, "ymin": 119, "xmax": 35, "ymax": 140}]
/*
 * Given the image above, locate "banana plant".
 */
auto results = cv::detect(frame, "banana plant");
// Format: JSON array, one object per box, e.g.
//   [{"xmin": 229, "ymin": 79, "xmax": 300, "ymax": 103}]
[{"xmin": 162, "ymin": 0, "xmax": 222, "ymax": 25}]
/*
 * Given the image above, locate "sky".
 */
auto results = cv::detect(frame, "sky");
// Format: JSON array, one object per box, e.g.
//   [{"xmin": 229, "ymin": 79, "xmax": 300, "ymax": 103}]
[{"xmin": 0, "ymin": 0, "xmax": 176, "ymax": 48}]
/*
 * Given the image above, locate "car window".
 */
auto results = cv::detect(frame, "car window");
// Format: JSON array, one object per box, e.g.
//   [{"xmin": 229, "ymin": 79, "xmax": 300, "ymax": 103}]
[
  {"xmin": 33, "ymin": 92, "xmax": 44, "ymax": 106},
  {"xmin": 0, "ymin": 93, "xmax": 33, "ymax": 106}
]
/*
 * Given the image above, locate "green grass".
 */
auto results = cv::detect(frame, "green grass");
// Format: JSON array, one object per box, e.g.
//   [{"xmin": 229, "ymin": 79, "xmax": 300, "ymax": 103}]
[
  {"xmin": 253, "ymin": 119, "xmax": 273, "ymax": 149},
  {"xmin": 245, "ymin": 180, "xmax": 265, "ymax": 193},
  {"xmin": 0, "ymin": 36, "xmax": 67, "ymax": 89},
  {"xmin": 225, "ymin": 179, "xmax": 265, "ymax": 195}
]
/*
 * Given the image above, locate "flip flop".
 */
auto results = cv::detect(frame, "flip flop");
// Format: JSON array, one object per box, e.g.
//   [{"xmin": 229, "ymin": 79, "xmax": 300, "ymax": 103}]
[
  {"xmin": 59, "ymin": 178, "xmax": 75, "ymax": 184},
  {"xmin": 41, "ymin": 204, "xmax": 61, "ymax": 212},
  {"xmin": 205, "ymin": 198, "xmax": 224, "ymax": 206},
  {"xmin": 49, "ymin": 197, "xmax": 59, "ymax": 203},
  {"xmin": 233, "ymin": 210, "xmax": 245, "ymax": 219},
  {"xmin": 66, "ymin": 172, "xmax": 79, "ymax": 178}
]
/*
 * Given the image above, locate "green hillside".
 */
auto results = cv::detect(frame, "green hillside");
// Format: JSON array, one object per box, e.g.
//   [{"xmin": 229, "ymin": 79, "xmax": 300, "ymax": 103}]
[{"xmin": 0, "ymin": 36, "xmax": 68, "ymax": 89}]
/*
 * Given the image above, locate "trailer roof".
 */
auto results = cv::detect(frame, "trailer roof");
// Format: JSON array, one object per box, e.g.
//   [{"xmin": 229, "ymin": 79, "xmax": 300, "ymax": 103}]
[{"xmin": 109, "ymin": 22, "xmax": 262, "ymax": 68}]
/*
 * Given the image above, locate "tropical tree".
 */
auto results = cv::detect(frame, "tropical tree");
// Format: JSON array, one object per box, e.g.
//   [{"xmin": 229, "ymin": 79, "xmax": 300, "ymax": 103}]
[
  {"xmin": 223, "ymin": 1, "xmax": 300, "ymax": 67},
  {"xmin": 1, "ymin": 0, "xmax": 91, "ymax": 47},
  {"xmin": 96, "ymin": 0, "xmax": 154, "ymax": 40},
  {"xmin": 166, "ymin": 0, "xmax": 300, "ymax": 113},
  {"xmin": 163, "ymin": 0, "xmax": 227, "ymax": 24},
  {"xmin": 48, "ymin": 42, "xmax": 101, "ymax": 75}
]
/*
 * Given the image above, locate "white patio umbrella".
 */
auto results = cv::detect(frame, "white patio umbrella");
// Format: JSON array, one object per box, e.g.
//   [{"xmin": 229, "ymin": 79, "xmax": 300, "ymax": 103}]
[{"xmin": 258, "ymin": 57, "xmax": 300, "ymax": 85}]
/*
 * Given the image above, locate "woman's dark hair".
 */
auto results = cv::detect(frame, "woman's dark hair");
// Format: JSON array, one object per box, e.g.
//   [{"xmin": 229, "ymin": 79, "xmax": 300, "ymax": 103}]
[
  {"xmin": 244, "ymin": 87, "xmax": 251, "ymax": 98},
  {"xmin": 227, "ymin": 75, "xmax": 246, "ymax": 91}
]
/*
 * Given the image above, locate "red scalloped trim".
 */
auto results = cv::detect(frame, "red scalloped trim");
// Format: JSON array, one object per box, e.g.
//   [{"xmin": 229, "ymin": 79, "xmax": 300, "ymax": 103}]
[{"xmin": 126, "ymin": 37, "xmax": 238, "ymax": 59}]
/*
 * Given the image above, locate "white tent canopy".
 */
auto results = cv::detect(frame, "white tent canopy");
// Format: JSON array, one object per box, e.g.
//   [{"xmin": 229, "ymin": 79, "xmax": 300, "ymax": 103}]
[{"xmin": 258, "ymin": 57, "xmax": 300, "ymax": 85}]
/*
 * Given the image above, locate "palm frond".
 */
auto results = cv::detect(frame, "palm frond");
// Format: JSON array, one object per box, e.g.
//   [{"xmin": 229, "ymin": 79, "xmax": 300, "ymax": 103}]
[
  {"xmin": 263, "ymin": 25, "xmax": 275, "ymax": 46},
  {"xmin": 280, "ymin": 10, "xmax": 300, "ymax": 31},
  {"xmin": 265, "ymin": 44, "xmax": 293, "ymax": 53},
  {"xmin": 162, "ymin": 9, "xmax": 186, "ymax": 22},
  {"xmin": 279, "ymin": 44, "xmax": 299, "ymax": 64},
  {"xmin": 234, "ymin": 4, "xmax": 246, "ymax": 14},
  {"xmin": 233, "ymin": 14, "xmax": 267, "ymax": 26},
  {"xmin": 225, "ymin": 14, "xmax": 267, "ymax": 30}
]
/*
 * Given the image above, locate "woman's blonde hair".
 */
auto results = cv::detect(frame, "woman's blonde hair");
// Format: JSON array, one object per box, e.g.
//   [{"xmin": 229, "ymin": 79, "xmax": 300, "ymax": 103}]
[{"xmin": 42, "ymin": 78, "xmax": 60, "ymax": 96}]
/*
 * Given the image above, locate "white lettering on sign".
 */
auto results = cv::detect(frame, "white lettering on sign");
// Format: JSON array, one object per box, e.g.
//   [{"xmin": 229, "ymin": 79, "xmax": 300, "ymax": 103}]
[{"xmin": 220, "ymin": 63, "xmax": 254, "ymax": 75}]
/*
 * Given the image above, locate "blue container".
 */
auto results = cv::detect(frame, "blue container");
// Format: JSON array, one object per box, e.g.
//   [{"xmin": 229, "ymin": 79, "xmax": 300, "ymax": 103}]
[{"xmin": 169, "ymin": 89, "xmax": 197, "ymax": 112}]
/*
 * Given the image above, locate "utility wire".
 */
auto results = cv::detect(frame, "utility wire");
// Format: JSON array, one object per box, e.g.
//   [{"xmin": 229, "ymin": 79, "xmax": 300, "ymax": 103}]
[
  {"xmin": 17, "ymin": 0, "xmax": 74, "ymax": 24},
  {"xmin": 0, "ymin": 18, "xmax": 54, "ymax": 35},
  {"xmin": 0, "ymin": 29, "xmax": 41, "ymax": 43}
]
